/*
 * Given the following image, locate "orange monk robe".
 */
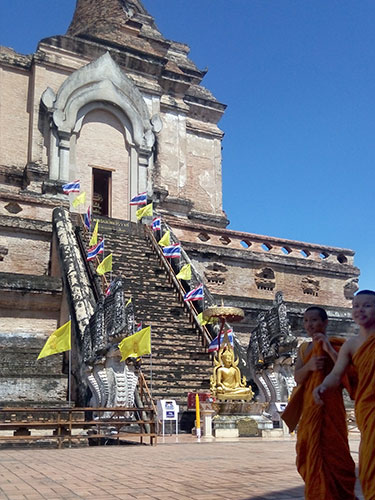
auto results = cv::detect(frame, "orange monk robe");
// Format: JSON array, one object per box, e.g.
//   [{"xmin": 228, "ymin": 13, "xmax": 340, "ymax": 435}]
[
  {"xmin": 352, "ymin": 334, "xmax": 375, "ymax": 500},
  {"xmin": 282, "ymin": 339, "xmax": 356, "ymax": 500}
]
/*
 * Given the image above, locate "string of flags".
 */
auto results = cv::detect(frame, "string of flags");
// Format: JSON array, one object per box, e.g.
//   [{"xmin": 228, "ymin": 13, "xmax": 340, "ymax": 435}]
[{"xmin": 62, "ymin": 184, "xmax": 206, "ymax": 321}]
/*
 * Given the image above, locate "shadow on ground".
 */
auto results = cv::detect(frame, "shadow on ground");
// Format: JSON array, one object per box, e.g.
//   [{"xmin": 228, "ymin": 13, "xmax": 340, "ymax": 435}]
[{"xmin": 244, "ymin": 485, "xmax": 304, "ymax": 499}]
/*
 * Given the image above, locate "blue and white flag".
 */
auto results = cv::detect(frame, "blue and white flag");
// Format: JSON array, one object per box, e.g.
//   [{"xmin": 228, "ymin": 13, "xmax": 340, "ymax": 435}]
[
  {"xmin": 163, "ymin": 244, "xmax": 181, "ymax": 259},
  {"xmin": 62, "ymin": 180, "xmax": 80, "ymax": 194},
  {"xmin": 130, "ymin": 192, "xmax": 147, "ymax": 206},
  {"xmin": 207, "ymin": 329, "xmax": 234, "ymax": 352},
  {"xmin": 151, "ymin": 217, "xmax": 161, "ymax": 231},
  {"xmin": 183, "ymin": 283, "xmax": 204, "ymax": 302},
  {"xmin": 84, "ymin": 206, "xmax": 91, "ymax": 230},
  {"xmin": 87, "ymin": 239, "xmax": 104, "ymax": 261}
]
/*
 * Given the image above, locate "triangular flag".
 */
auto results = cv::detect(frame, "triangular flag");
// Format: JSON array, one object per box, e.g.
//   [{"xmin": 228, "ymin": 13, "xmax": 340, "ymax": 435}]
[
  {"xmin": 197, "ymin": 312, "xmax": 208, "ymax": 326},
  {"xmin": 126, "ymin": 298, "xmax": 132, "ymax": 307},
  {"xmin": 72, "ymin": 191, "xmax": 86, "ymax": 208},
  {"xmin": 96, "ymin": 254, "xmax": 113, "ymax": 275},
  {"xmin": 118, "ymin": 326, "xmax": 151, "ymax": 361},
  {"xmin": 136, "ymin": 203, "xmax": 153, "ymax": 220},
  {"xmin": 158, "ymin": 230, "xmax": 170, "ymax": 247},
  {"xmin": 176, "ymin": 263, "xmax": 191, "ymax": 280},
  {"xmin": 37, "ymin": 321, "xmax": 71, "ymax": 360},
  {"xmin": 89, "ymin": 221, "xmax": 99, "ymax": 246}
]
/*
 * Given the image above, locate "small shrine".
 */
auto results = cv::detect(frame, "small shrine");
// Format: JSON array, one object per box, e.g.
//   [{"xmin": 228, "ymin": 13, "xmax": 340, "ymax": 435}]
[{"xmin": 203, "ymin": 305, "xmax": 273, "ymax": 438}]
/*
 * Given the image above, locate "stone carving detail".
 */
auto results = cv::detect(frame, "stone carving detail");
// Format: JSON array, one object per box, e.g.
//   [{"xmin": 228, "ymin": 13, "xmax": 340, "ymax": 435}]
[
  {"xmin": 4, "ymin": 202, "xmax": 22, "ymax": 214},
  {"xmin": 344, "ymin": 278, "xmax": 359, "ymax": 300},
  {"xmin": 247, "ymin": 292, "xmax": 297, "ymax": 402},
  {"xmin": 0, "ymin": 246, "xmax": 8, "ymax": 262},
  {"xmin": 301, "ymin": 276, "xmax": 320, "ymax": 297},
  {"xmin": 81, "ymin": 277, "xmax": 138, "ymax": 408},
  {"xmin": 255, "ymin": 268, "xmax": 275, "ymax": 291}
]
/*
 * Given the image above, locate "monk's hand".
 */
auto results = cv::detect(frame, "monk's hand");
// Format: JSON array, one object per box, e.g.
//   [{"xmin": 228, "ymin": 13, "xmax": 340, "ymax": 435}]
[
  {"xmin": 313, "ymin": 384, "xmax": 327, "ymax": 405},
  {"xmin": 308, "ymin": 355, "xmax": 325, "ymax": 371}
]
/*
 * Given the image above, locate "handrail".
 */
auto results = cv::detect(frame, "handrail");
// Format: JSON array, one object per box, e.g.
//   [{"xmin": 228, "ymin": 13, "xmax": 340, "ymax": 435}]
[
  {"xmin": 156, "ymin": 220, "xmax": 248, "ymax": 373},
  {"xmin": 144, "ymin": 225, "xmax": 213, "ymax": 347}
]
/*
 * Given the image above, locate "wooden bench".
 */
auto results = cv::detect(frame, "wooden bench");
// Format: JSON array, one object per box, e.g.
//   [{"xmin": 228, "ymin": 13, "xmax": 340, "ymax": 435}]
[{"xmin": 0, "ymin": 407, "xmax": 157, "ymax": 448}]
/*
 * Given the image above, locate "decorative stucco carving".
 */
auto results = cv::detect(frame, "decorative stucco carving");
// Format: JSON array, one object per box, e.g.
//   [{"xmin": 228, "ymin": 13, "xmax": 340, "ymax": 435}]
[
  {"xmin": 301, "ymin": 276, "xmax": 320, "ymax": 297},
  {"xmin": 344, "ymin": 277, "xmax": 359, "ymax": 300},
  {"xmin": 255, "ymin": 267, "xmax": 275, "ymax": 291},
  {"xmin": 41, "ymin": 52, "xmax": 155, "ymax": 189}
]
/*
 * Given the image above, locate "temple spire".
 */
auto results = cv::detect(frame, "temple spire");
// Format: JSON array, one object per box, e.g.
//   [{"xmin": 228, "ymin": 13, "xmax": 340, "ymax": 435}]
[{"xmin": 67, "ymin": 0, "xmax": 162, "ymax": 44}]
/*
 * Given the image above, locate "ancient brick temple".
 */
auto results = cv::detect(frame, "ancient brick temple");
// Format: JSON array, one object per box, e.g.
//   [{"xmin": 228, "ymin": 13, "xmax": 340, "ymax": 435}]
[{"xmin": 0, "ymin": 0, "xmax": 359, "ymax": 406}]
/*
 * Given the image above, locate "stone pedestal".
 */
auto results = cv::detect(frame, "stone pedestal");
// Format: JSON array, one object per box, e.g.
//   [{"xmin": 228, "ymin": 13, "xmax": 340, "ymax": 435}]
[
  {"xmin": 201, "ymin": 409, "xmax": 215, "ymax": 437},
  {"xmin": 212, "ymin": 401, "xmax": 273, "ymax": 437},
  {"xmin": 213, "ymin": 415, "xmax": 239, "ymax": 438}
]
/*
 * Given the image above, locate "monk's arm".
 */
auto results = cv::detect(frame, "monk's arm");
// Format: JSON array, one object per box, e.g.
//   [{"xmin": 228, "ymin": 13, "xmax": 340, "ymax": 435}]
[
  {"xmin": 313, "ymin": 340, "xmax": 352, "ymax": 405},
  {"xmin": 294, "ymin": 343, "xmax": 324, "ymax": 385}
]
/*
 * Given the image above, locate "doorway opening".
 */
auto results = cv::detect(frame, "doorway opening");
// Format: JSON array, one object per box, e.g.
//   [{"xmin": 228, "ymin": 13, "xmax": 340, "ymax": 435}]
[{"xmin": 92, "ymin": 168, "xmax": 111, "ymax": 216}]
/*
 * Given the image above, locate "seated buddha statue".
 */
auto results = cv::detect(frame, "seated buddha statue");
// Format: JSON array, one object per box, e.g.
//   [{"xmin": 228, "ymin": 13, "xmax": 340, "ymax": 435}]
[{"xmin": 210, "ymin": 347, "xmax": 253, "ymax": 401}]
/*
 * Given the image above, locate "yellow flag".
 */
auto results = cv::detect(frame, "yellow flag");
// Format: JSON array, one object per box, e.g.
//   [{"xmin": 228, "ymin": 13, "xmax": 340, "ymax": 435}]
[
  {"xmin": 125, "ymin": 297, "xmax": 132, "ymax": 307},
  {"xmin": 197, "ymin": 312, "xmax": 208, "ymax": 326},
  {"xmin": 158, "ymin": 230, "xmax": 170, "ymax": 247},
  {"xmin": 176, "ymin": 263, "xmax": 191, "ymax": 280},
  {"xmin": 37, "ymin": 321, "xmax": 71, "ymax": 360},
  {"xmin": 89, "ymin": 221, "xmax": 99, "ymax": 246},
  {"xmin": 96, "ymin": 253, "xmax": 113, "ymax": 275},
  {"xmin": 197, "ymin": 311, "xmax": 217, "ymax": 325},
  {"xmin": 136, "ymin": 203, "xmax": 153, "ymax": 220},
  {"xmin": 118, "ymin": 326, "xmax": 151, "ymax": 361},
  {"xmin": 72, "ymin": 191, "xmax": 86, "ymax": 208}
]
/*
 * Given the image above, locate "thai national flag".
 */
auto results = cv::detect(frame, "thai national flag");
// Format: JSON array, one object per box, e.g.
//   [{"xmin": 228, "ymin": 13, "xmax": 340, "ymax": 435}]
[
  {"xmin": 105, "ymin": 279, "xmax": 115, "ymax": 296},
  {"xmin": 130, "ymin": 192, "xmax": 147, "ymax": 206},
  {"xmin": 207, "ymin": 329, "xmax": 234, "ymax": 352},
  {"xmin": 87, "ymin": 239, "xmax": 104, "ymax": 261},
  {"xmin": 183, "ymin": 284, "xmax": 204, "ymax": 302},
  {"xmin": 136, "ymin": 322, "xmax": 143, "ymax": 332},
  {"xmin": 151, "ymin": 217, "xmax": 161, "ymax": 231},
  {"xmin": 84, "ymin": 206, "xmax": 91, "ymax": 230},
  {"xmin": 62, "ymin": 180, "xmax": 80, "ymax": 194},
  {"xmin": 163, "ymin": 244, "xmax": 181, "ymax": 259}
]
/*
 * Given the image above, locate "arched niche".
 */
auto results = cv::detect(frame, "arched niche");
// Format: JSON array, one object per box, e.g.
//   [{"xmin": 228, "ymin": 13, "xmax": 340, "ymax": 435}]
[{"xmin": 42, "ymin": 52, "xmax": 155, "ymax": 220}]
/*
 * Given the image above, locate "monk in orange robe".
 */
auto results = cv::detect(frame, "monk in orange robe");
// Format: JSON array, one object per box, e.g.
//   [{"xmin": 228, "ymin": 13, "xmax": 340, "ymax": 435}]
[
  {"xmin": 314, "ymin": 290, "xmax": 375, "ymax": 500},
  {"xmin": 282, "ymin": 306, "xmax": 356, "ymax": 499}
]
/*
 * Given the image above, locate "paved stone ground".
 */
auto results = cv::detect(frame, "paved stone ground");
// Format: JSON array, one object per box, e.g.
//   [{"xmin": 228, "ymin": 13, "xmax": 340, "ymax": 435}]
[{"xmin": 0, "ymin": 436, "xmax": 363, "ymax": 500}]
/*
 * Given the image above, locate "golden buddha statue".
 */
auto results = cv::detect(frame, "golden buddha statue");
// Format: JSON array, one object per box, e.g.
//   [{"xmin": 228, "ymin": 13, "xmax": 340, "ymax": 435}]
[{"xmin": 210, "ymin": 347, "xmax": 253, "ymax": 401}]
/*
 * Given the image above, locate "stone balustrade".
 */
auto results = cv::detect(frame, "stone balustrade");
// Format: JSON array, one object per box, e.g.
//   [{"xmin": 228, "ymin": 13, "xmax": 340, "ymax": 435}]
[{"xmin": 170, "ymin": 221, "xmax": 355, "ymax": 266}]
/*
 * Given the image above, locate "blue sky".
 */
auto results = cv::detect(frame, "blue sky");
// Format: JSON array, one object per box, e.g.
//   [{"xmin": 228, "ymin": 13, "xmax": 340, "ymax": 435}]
[{"xmin": 1, "ymin": 0, "xmax": 374, "ymax": 290}]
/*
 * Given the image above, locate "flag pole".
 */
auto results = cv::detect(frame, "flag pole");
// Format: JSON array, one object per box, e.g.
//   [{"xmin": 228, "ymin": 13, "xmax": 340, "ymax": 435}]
[
  {"xmin": 68, "ymin": 347, "xmax": 72, "ymax": 407},
  {"xmin": 150, "ymin": 325, "xmax": 153, "ymax": 399}
]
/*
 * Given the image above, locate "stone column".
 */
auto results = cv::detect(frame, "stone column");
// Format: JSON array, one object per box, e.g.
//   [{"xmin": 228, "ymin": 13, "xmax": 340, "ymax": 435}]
[{"xmin": 58, "ymin": 133, "xmax": 71, "ymax": 181}]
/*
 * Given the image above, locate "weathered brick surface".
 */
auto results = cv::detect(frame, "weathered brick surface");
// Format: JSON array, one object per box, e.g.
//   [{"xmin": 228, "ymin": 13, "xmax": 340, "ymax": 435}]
[
  {"xmin": 0, "ymin": 66, "xmax": 29, "ymax": 168},
  {"xmin": 89, "ymin": 219, "xmax": 212, "ymax": 406}
]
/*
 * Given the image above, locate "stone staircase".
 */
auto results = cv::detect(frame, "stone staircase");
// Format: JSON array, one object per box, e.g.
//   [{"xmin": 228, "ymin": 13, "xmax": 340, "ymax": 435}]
[{"xmin": 87, "ymin": 218, "xmax": 213, "ymax": 409}]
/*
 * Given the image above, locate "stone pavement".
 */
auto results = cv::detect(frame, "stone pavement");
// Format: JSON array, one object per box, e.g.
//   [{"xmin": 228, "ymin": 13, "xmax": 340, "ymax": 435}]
[{"xmin": 0, "ymin": 435, "xmax": 363, "ymax": 500}]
